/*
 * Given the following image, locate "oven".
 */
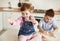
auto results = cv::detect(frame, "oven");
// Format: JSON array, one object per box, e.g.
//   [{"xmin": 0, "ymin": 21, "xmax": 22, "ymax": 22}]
[{"xmin": 35, "ymin": 16, "xmax": 43, "ymax": 23}]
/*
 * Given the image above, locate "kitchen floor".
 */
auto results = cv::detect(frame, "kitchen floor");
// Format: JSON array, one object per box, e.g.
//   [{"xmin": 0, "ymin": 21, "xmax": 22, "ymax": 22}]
[{"xmin": 0, "ymin": 29, "xmax": 60, "ymax": 41}]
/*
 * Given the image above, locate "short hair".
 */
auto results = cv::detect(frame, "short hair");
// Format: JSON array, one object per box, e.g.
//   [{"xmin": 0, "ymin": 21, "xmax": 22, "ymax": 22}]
[
  {"xmin": 20, "ymin": 3, "xmax": 34, "ymax": 11},
  {"xmin": 45, "ymin": 9, "xmax": 55, "ymax": 17}
]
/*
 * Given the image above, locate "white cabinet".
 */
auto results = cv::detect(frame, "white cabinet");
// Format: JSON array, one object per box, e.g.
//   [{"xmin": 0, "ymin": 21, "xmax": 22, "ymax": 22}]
[
  {"xmin": 0, "ymin": 12, "xmax": 3, "ymax": 31},
  {"xmin": 2, "ymin": 12, "xmax": 21, "ymax": 30}
]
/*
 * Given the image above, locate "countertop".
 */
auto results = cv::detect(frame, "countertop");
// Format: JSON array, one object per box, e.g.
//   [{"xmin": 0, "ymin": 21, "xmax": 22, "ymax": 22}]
[{"xmin": 0, "ymin": 7, "xmax": 60, "ymax": 15}]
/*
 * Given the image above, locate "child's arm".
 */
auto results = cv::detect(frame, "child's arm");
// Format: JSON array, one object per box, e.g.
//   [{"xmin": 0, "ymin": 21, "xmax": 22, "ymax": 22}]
[
  {"xmin": 32, "ymin": 20, "xmax": 38, "ymax": 26},
  {"xmin": 8, "ymin": 16, "xmax": 22, "ymax": 26},
  {"xmin": 38, "ymin": 20, "xmax": 47, "ymax": 35},
  {"xmin": 47, "ymin": 21, "xmax": 58, "ymax": 37},
  {"xmin": 38, "ymin": 25, "xmax": 44, "ymax": 33},
  {"xmin": 38, "ymin": 25, "xmax": 47, "ymax": 35},
  {"xmin": 52, "ymin": 21, "xmax": 58, "ymax": 33},
  {"xmin": 30, "ymin": 16, "xmax": 38, "ymax": 26},
  {"xmin": 8, "ymin": 16, "xmax": 14, "ymax": 25},
  {"xmin": 52, "ymin": 27, "xmax": 58, "ymax": 33},
  {"xmin": 48, "ymin": 27, "xmax": 58, "ymax": 37}
]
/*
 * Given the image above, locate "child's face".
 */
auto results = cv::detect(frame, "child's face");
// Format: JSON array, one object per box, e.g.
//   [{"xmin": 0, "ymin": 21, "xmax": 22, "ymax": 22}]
[
  {"xmin": 44, "ymin": 16, "xmax": 53, "ymax": 23},
  {"xmin": 22, "ymin": 10, "xmax": 30, "ymax": 18}
]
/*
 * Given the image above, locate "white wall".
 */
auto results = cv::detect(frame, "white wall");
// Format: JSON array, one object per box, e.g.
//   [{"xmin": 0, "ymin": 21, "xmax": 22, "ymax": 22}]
[
  {"xmin": 30, "ymin": 0, "xmax": 60, "ymax": 10},
  {"xmin": 0, "ymin": 0, "xmax": 60, "ymax": 10},
  {"xmin": 0, "ymin": 0, "xmax": 19, "ymax": 8}
]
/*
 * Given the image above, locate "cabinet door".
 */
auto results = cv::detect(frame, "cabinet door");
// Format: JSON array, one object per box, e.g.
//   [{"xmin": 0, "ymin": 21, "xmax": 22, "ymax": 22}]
[
  {"xmin": 2, "ymin": 12, "xmax": 21, "ymax": 30},
  {"xmin": 0, "ymin": 12, "xmax": 3, "ymax": 31}
]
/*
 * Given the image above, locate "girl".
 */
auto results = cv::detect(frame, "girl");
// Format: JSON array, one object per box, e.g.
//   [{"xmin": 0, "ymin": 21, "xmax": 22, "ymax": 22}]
[{"xmin": 8, "ymin": 3, "xmax": 38, "ymax": 41}]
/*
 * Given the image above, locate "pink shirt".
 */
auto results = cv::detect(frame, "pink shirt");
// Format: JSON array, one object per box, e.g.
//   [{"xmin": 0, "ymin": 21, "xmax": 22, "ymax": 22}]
[
  {"xmin": 11, "ymin": 17, "xmax": 23, "ymax": 27},
  {"xmin": 10, "ymin": 16, "xmax": 38, "ymax": 27}
]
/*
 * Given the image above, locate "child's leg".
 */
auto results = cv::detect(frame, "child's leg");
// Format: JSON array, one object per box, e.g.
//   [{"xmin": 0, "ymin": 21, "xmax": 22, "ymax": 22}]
[
  {"xmin": 27, "ymin": 32, "xmax": 40, "ymax": 41},
  {"xmin": 31, "ymin": 32, "xmax": 39, "ymax": 39},
  {"xmin": 18, "ymin": 34, "xmax": 35, "ymax": 41},
  {"xmin": 18, "ymin": 35, "xmax": 27, "ymax": 41}
]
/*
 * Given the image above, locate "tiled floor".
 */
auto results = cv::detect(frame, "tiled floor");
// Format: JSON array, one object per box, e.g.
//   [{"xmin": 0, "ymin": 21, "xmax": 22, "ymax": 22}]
[
  {"xmin": 0, "ymin": 29, "xmax": 60, "ymax": 41},
  {"xmin": 0, "ymin": 29, "xmax": 18, "ymax": 41},
  {"xmin": 0, "ymin": 29, "xmax": 41, "ymax": 41}
]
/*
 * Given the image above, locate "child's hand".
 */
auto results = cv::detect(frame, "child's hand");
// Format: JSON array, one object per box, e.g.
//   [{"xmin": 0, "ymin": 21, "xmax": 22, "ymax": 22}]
[
  {"xmin": 8, "ymin": 16, "xmax": 13, "ymax": 25},
  {"xmin": 30, "ymin": 16, "xmax": 36, "ymax": 23},
  {"xmin": 25, "ymin": 16, "xmax": 30, "ymax": 21},
  {"xmin": 48, "ymin": 32, "xmax": 56, "ymax": 38},
  {"xmin": 42, "ymin": 31, "xmax": 47, "ymax": 35}
]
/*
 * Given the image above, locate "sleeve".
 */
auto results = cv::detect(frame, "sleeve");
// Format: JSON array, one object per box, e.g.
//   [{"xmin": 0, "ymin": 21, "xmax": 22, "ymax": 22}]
[
  {"xmin": 52, "ymin": 20, "xmax": 57, "ymax": 28},
  {"xmin": 38, "ymin": 20, "xmax": 43, "ymax": 27},
  {"xmin": 13, "ymin": 17, "xmax": 22, "ymax": 26}
]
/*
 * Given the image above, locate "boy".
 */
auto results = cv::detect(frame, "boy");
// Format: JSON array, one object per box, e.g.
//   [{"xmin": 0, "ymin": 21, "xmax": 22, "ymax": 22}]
[{"xmin": 38, "ymin": 9, "xmax": 58, "ymax": 41}]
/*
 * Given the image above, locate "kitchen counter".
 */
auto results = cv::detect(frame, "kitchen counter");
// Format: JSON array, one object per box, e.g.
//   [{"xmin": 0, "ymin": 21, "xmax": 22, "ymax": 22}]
[
  {"xmin": 0, "ymin": 7, "xmax": 60, "ymax": 15},
  {"xmin": 0, "ymin": 7, "xmax": 20, "ymax": 12}
]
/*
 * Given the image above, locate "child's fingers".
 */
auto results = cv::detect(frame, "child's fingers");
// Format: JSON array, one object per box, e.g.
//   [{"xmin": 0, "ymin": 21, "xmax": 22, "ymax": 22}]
[
  {"xmin": 42, "ymin": 31, "xmax": 47, "ymax": 35},
  {"xmin": 8, "ymin": 19, "xmax": 12, "ymax": 23},
  {"xmin": 8, "ymin": 18, "xmax": 10, "ymax": 22},
  {"xmin": 8, "ymin": 17, "xmax": 13, "ymax": 23},
  {"xmin": 48, "ymin": 32, "xmax": 56, "ymax": 38}
]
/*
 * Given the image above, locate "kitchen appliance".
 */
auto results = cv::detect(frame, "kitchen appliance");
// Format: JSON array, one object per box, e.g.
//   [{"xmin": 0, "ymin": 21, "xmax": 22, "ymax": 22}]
[{"xmin": 35, "ymin": 16, "xmax": 43, "ymax": 22}]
